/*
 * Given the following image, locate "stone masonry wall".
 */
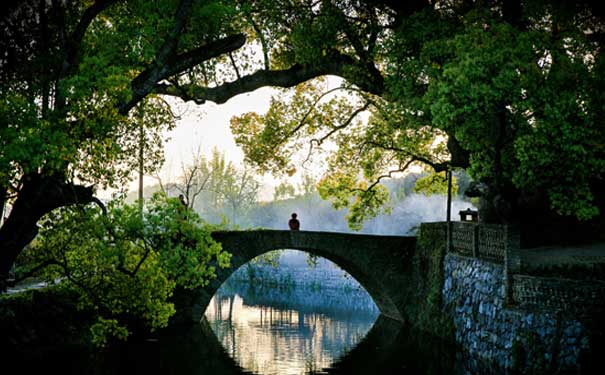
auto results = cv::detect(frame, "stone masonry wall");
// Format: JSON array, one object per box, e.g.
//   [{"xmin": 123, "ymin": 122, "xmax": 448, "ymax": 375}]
[{"xmin": 443, "ymin": 253, "xmax": 589, "ymax": 373}]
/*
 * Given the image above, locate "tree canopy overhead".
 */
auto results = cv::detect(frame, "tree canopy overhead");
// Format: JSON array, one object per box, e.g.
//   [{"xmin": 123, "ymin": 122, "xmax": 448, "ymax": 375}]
[
  {"xmin": 1, "ymin": 0, "xmax": 605, "ymax": 283},
  {"xmin": 231, "ymin": 0, "xmax": 605, "ymax": 228}
]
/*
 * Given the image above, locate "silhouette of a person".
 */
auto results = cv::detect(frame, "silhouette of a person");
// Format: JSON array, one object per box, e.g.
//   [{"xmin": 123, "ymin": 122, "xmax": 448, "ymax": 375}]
[{"xmin": 288, "ymin": 213, "xmax": 300, "ymax": 230}]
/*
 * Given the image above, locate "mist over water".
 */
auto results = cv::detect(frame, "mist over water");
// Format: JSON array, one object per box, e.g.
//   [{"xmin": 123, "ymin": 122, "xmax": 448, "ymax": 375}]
[
  {"xmin": 128, "ymin": 168, "xmax": 475, "ymax": 236},
  {"xmin": 245, "ymin": 193, "xmax": 475, "ymax": 236},
  {"xmin": 364, "ymin": 194, "xmax": 475, "ymax": 235},
  {"xmin": 205, "ymin": 183, "xmax": 473, "ymax": 373}
]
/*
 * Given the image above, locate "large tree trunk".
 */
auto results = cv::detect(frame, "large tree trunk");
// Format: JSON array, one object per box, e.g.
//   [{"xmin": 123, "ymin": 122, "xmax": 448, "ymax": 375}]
[{"xmin": 0, "ymin": 173, "xmax": 95, "ymax": 290}]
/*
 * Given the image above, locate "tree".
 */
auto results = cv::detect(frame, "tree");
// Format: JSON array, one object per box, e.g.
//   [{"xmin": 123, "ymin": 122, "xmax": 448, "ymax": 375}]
[
  {"xmin": 0, "ymin": 0, "xmax": 395, "ymax": 285},
  {"xmin": 155, "ymin": 146, "xmax": 213, "ymax": 210},
  {"xmin": 273, "ymin": 173, "xmax": 317, "ymax": 202},
  {"xmin": 15, "ymin": 194, "xmax": 230, "ymax": 345},
  {"xmin": 160, "ymin": 148, "xmax": 260, "ymax": 226},
  {"xmin": 2, "ymin": 0, "xmax": 604, "ymax": 285},
  {"xmin": 414, "ymin": 172, "xmax": 458, "ymax": 197},
  {"xmin": 298, "ymin": 172, "xmax": 319, "ymax": 198},
  {"xmin": 189, "ymin": 151, "xmax": 260, "ymax": 227},
  {"xmin": 220, "ymin": 165, "xmax": 261, "ymax": 226},
  {"xmin": 274, "ymin": 182, "xmax": 296, "ymax": 201},
  {"xmin": 230, "ymin": 0, "xmax": 605, "ymax": 229}
]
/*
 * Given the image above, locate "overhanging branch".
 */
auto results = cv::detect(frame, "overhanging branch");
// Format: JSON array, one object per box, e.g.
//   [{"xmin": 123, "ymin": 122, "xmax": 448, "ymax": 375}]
[
  {"xmin": 120, "ymin": 33, "xmax": 246, "ymax": 114},
  {"xmin": 65, "ymin": 0, "xmax": 120, "ymax": 73},
  {"xmin": 349, "ymin": 159, "xmax": 417, "ymax": 194},
  {"xmin": 364, "ymin": 141, "xmax": 450, "ymax": 172},
  {"xmin": 153, "ymin": 55, "xmax": 359, "ymax": 104},
  {"xmin": 165, "ymin": 34, "xmax": 246, "ymax": 79}
]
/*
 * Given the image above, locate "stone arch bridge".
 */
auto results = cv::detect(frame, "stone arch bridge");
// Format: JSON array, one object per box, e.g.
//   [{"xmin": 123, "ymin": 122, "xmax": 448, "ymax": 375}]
[{"xmin": 186, "ymin": 230, "xmax": 417, "ymax": 322}]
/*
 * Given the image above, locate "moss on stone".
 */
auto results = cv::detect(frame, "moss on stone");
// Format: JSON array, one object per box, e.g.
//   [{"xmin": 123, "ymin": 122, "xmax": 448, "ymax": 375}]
[{"xmin": 403, "ymin": 223, "xmax": 454, "ymax": 340}]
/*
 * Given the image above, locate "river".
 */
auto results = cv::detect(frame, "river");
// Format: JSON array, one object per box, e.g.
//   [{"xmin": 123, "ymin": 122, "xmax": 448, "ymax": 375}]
[
  {"xmin": 116, "ymin": 251, "xmax": 455, "ymax": 374},
  {"xmin": 86, "ymin": 277, "xmax": 454, "ymax": 374},
  {"xmin": 8, "ymin": 250, "xmax": 457, "ymax": 374},
  {"xmin": 204, "ymin": 279, "xmax": 380, "ymax": 374}
]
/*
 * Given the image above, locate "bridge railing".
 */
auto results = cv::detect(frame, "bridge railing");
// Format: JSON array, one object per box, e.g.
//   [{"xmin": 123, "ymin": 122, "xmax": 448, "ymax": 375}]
[
  {"xmin": 425, "ymin": 221, "xmax": 605, "ymax": 315},
  {"xmin": 422, "ymin": 221, "xmax": 519, "ymax": 304},
  {"xmin": 450, "ymin": 222, "xmax": 510, "ymax": 262}
]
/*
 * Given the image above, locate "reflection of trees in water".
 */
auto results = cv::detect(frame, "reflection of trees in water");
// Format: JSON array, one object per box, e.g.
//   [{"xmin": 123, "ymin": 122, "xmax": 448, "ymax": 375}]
[
  {"xmin": 230, "ymin": 250, "xmax": 367, "ymax": 292},
  {"xmin": 77, "ymin": 312, "xmax": 454, "ymax": 375},
  {"xmin": 209, "ymin": 294, "xmax": 238, "ymax": 357},
  {"xmin": 216, "ymin": 277, "xmax": 379, "ymax": 320},
  {"xmin": 205, "ymin": 285, "xmax": 379, "ymax": 375},
  {"xmin": 213, "ymin": 292, "xmax": 237, "ymax": 321},
  {"xmin": 310, "ymin": 316, "xmax": 457, "ymax": 375}
]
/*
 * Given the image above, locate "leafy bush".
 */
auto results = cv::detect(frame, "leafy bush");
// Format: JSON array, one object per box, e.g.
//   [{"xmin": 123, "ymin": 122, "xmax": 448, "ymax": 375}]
[{"xmin": 17, "ymin": 193, "xmax": 230, "ymax": 346}]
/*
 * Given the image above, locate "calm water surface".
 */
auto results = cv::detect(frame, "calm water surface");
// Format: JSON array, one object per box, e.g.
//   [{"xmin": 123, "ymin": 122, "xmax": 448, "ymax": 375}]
[
  {"xmin": 204, "ymin": 281, "xmax": 380, "ymax": 375},
  {"xmin": 9, "ymin": 252, "xmax": 457, "ymax": 374}
]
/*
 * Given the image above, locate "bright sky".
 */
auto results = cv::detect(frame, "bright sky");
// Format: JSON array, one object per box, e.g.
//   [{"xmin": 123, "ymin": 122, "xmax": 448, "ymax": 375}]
[
  {"xmin": 160, "ymin": 88, "xmax": 273, "ymax": 179},
  {"xmin": 99, "ymin": 75, "xmax": 423, "ymax": 202},
  {"xmin": 120, "ymin": 76, "xmax": 347, "ymax": 201},
  {"xmin": 142, "ymin": 86, "xmax": 278, "ymax": 200},
  {"xmin": 97, "ymin": 86, "xmax": 276, "ymax": 200}
]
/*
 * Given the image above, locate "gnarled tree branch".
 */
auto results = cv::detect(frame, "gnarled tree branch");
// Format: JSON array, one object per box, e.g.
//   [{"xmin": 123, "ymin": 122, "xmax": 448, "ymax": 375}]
[
  {"xmin": 65, "ymin": 0, "xmax": 120, "ymax": 74},
  {"xmin": 121, "ymin": 33, "xmax": 247, "ymax": 114},
  {"xmin": 363, "ymin": 141, "xmax": 450, "ymax": 172},
  {"xmin": 153, "ymin": 53, "xmax": 378, "ymax": 105},
  {"xmin": 348, "ymin": 159, "xmax": 417, "ymax": 195}
]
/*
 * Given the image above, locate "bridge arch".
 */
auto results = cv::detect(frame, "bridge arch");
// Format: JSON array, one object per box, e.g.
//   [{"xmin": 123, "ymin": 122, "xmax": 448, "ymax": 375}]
[{"xmin": 191, "ymin": 230, "xmax": 417, "ymax": 322}]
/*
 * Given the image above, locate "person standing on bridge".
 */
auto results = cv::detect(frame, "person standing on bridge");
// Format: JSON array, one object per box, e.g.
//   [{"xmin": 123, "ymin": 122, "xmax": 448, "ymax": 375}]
[{"xmin": 288, "ymin": 213, "xmax": 300, "ymax": 230}]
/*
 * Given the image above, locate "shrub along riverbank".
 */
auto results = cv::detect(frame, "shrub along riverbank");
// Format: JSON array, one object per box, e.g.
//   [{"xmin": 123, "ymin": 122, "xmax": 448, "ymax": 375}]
[
  {"xmin": 1, "ymin": 286, "xmax": 96, "ymax": 365},
  {"xmin": 1, "ymin": 285, "xmax": 200, "ymax": 372}
]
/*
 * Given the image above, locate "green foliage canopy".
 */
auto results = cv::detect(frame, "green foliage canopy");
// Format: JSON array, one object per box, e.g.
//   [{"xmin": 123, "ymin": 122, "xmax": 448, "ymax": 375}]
[
  {"xmin": 18, "ymin": 195, "xmax": 230, "ymax": 346},
  {"xmin": 230, "ymin": 1, "xmax": 605, "ymax": 225},
  {"xmin": 414, "ymin": 172, "xmax": 458, "ymax": 197},
  {"xmin": 1, "ymin": 0, "xmax": 604, "ymax": 281}
]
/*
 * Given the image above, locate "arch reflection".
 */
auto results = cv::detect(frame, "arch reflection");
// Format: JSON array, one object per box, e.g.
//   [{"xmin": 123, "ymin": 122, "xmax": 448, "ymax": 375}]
[{"xmin": 205, "ymin": 250, "xmax": 380, "ymax": 375}]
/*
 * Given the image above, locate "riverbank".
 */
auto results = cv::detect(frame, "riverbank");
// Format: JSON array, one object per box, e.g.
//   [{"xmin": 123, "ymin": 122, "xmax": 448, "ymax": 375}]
[
  {"xmin": 4, "ymin": 223, "xmax": 604, "ymax": 374},
  {"xmin": 0, "ymin": 285, "xmax": 232, "ymax": 374},
  {"xmin": 0, "ymin": 287, "xmax": 97, "ymax": 370},
  {"xmin": 418, "ymin": 222, "xmax": 605, "ymax": 374},
  {"xmin": 1, "ymin": 275, "xmax": 454, "ymax": 374}
]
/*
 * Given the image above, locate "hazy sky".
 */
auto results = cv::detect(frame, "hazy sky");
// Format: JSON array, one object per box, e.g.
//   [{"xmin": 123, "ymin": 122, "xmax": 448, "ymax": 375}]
[
  {"xmin": 161, "ymin": 88, "xmax": 274, "ymax": 179},
  {"xmin": 156, "ymin": 86, "xmax": 290, "ymax": 201},
  {"xmin": 98, "ymin": 86, "xmax": 276, "ymax": 200},
  {"xmin": 123, "ymin": 76, "xmax": 347, "ymax": 201}
]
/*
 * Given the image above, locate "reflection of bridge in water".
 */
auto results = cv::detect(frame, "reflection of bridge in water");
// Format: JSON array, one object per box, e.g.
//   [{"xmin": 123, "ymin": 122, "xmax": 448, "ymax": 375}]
[
  {"xmin": 206, "ymin": 282, "xmax": 381, "ymax": 374},
  {"xmin": 188, "ymin": 230, "xmax": 418, "ymax": 322},
  {"xmin": 214, "ymin": 277, "xmax": 379, "ymax": 320}
]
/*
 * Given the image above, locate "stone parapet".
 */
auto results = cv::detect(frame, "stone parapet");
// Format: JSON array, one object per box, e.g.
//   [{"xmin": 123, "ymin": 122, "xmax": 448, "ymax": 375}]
[
  {"xmin": 447, "ymin": 222, "xmax": 509, "ymax": 262},
  {"xmin": 451, "ymin": 222, "xmax": 475, "ymax": 256},
  {"xmin": 443, "ymin": 253, "xmax": 590, "ymax": 373},
  {"xmin": 512, "ymin": 274, "xmax": 605, "ymax": 316}
]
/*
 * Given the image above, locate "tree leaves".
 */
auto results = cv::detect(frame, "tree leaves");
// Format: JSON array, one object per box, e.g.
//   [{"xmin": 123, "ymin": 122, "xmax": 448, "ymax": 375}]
[
  {"xmin": 18, "ymin": 194, "xmax": 230, "ymax": 346},
  {"xmin": 230, "ymin": 2, "xmax": 605, "ymax": 224}
]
